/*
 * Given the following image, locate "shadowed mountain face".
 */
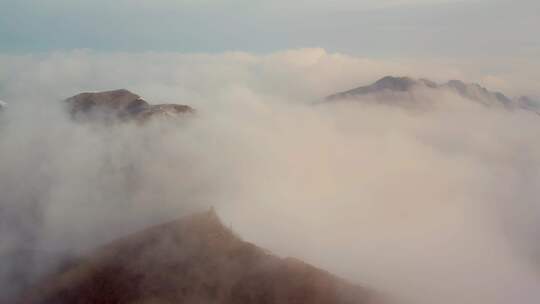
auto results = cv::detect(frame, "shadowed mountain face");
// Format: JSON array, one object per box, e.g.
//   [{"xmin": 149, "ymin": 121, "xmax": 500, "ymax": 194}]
[
  {"xmin": 20, "ymin": 211, "xmax": 379, "ymax": 304},
  {"xmin": 332, "ymin": 76, "xmax": 437, "ymax": 97},
  {"xmin": 0, "ymin": 100, "xmax": 7, "ymax": 115},
  {"xmin": 445, "ymin": 80, "xmax": 512, "ymax": 105},
  {"xmin": 516, "ymin": 96, "xmax": 540, "ymax": 111},
  {"xmin": 326, "ymin": 76, "xmax": 538, "ymax": 112},
  {"xmin": 65, "ymin": 89, "xmax": 194, "ymax": 122}
]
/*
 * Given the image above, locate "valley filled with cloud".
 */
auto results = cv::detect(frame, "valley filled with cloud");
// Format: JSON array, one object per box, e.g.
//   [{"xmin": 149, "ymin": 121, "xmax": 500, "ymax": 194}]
[{"xmin": 1, "ymin": 48, "xmax": 540, "ymax": 303}]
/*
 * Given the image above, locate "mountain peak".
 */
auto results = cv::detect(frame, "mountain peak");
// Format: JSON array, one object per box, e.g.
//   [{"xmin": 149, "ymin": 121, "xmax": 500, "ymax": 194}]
[
  {"xmin": 326, "ymin": 76, "xmax": 424, "ymax": 101},
  {"xmin": 373, "ymin": 76, "xmax": 417, "ymax": 91},
  {"xmin": 21, "ymin": 210, "xmax": 378, "ymax": 304},
  {"xmin": 64, "ymin": 89, "xmax": 194, "ymax": 123},
  {"xmin": 325, "ymin": 76, "xmax": 530, "ymax": 110}
]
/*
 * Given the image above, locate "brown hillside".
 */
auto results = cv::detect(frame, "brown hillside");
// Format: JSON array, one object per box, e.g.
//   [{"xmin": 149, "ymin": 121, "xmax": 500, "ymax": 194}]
[
  {"xmin": 64, "ymin": 89, "xmax": 194, "ymax": 122},
  {"xmin": 21, "ymin": 210, "xmax": 380, "ymax": 304}
]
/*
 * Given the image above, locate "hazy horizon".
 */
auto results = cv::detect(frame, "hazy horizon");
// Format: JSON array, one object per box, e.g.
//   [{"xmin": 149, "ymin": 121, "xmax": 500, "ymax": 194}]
[{"xmin": 1, "ymin": 0, "xmax": 540, "ymax": 97}]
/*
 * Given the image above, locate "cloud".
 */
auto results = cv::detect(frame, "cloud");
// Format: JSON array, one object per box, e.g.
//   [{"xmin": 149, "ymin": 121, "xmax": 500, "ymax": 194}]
[{"xmin": 1, "ymin": 49, "xmax": 540, "ymax": 303}]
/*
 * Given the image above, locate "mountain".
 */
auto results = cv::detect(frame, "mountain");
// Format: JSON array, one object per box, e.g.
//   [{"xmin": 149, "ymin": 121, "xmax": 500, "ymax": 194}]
[
  {"xmin": 516, "ymin": 95, "xmax": 540, "ymax": 111},
  {"xmin": 20, "ymin": 210, "xmax": 381, "ymax": 304},
  {"xmin": 64, "ymin": 89, "xmax": 194, "ymax": 122},
  {"xmin": 444, "ymin": 79, "xmax": 512, "ymax": 105},
  {"xmin": 326, "ymin": 76, "xmax": 539, "ymax": 112},
  {"xmin": 327, "ymin": 76, "xmax": 436, "ymax": 99}
]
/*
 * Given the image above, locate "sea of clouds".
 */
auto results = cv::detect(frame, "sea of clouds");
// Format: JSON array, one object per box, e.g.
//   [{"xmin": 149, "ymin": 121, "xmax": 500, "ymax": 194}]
[{"xmin": 1, "ymin": 48, "xmax": 540, "ymax": 304}]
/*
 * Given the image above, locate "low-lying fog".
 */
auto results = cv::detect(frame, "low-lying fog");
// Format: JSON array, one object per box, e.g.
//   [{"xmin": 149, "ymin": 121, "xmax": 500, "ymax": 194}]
[{"xmin": 1, "ymin": 49, "xmax": 540, "ymax": 304}]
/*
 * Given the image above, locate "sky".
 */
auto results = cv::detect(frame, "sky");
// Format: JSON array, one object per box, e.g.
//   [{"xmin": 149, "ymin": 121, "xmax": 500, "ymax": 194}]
[
  {"xmin": 1, "ymin": 0, "xmax": 538, "ymax": 57},
  {"xmin": 1, "ymin": 0, "xmax": 539, "ymax": 96}
]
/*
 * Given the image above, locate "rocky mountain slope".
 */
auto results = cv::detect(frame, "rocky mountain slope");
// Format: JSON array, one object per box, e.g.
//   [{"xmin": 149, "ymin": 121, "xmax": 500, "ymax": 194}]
[
  {"xmin": 65, "ymin": 89, "xmax": 194, "ymax": 122},
  {"xmin": 20, "ymin": 210, "xmax": 380, "ymax": 304},
  {"xmin": 326, "ymin": 76, "xmax": 539, "ymax": 112}
]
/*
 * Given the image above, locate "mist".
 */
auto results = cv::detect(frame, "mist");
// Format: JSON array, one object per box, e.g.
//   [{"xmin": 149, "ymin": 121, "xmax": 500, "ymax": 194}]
[{"xmin": 1, "ymin": 49, "xmax": 540, "ymax": 304}]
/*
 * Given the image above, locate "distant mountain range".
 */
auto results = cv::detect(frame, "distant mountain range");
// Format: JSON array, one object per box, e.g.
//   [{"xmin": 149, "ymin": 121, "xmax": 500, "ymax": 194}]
[
  {"xmin": 326, "ymin": 76, "xmax": 540, "ymax": 112},
  {"xmin": 2, "ymin": 79, "xmax": 539, "ymax": 118}
]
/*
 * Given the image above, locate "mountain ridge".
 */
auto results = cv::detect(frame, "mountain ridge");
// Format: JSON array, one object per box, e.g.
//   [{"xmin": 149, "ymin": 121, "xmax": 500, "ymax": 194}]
[
  {"xmin": 326, "ymin": 76, "xmax": 538, "ymax": 111},
  {"xmin": 20, "ymin": 210, "xmax": 381, "ymax": 304},
  {"xmin": 64, "ymin": 89, "xmax": 194, "ymax": 122}
]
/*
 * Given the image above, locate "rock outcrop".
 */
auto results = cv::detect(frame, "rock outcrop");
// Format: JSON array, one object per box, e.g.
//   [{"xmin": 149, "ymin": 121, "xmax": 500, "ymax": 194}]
[{"xmin": 64, "ymin": 89, "xmax": 194, "ymax": 122}]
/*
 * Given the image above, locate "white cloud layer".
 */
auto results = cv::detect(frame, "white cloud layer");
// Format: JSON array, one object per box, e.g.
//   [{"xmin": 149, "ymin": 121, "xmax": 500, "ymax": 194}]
[{"xmin": 1, "ymin": 49, "xmax": 540, "ymax": 303}]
